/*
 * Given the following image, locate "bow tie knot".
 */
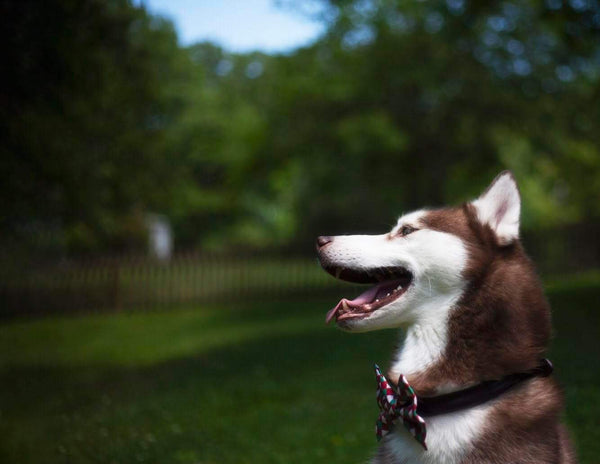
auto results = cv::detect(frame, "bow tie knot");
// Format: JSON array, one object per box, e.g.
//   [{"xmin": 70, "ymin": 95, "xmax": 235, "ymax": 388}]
[{"xmin": 374, "ymin": 364, "xmax": 427, "ymax": 450}]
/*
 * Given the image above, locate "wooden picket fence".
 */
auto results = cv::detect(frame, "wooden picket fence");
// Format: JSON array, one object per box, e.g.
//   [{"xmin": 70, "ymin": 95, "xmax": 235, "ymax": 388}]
[
  {"xmin": 0, "ymin": 253, "xmax": 351, "ymax": 318},
  {"xmin": 1, "ymin": 222, "xmax": 599, "ymax": 319}
]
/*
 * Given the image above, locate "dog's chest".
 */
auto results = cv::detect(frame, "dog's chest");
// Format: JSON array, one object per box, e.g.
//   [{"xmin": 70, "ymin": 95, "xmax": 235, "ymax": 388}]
[{"xmin": 372, "ymin": 405, "xmax": 491, "ymax": 464}]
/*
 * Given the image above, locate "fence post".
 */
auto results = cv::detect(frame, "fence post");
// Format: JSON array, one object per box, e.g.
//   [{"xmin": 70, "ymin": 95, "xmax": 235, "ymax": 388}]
[{"xmin": 112, "ymin": 262, "xmax": 121, "ymax": 311}]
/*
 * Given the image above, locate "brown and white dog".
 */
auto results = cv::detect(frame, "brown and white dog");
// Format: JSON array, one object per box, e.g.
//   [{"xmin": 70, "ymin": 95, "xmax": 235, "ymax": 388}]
[{"xmin": 316, "ymin": 172, "xmax": 576, "ymax": 464}]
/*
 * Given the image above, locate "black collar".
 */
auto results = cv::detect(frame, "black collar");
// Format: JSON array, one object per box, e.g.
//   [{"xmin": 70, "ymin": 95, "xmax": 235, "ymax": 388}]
[{"xmin": 416, "ymin": 359, "xmax": 554, "ymax": 418}]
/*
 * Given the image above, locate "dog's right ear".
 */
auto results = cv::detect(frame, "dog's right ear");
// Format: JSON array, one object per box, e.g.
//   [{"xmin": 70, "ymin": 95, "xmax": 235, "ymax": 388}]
[{"xmin": 471, "ymin": 171, "xmax": 521, "ymax": 246}]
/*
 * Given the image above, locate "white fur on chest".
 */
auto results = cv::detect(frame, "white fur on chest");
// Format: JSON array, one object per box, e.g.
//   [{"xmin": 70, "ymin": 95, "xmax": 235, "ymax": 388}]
[
  {"xmin": 373, "ymin": 404, "xmax": 491, "ymax": 464},
  {"xmin": 379, "ymin": 290, "xmax": 488, "ymax": 464},
  {"xmin": 388, "ymin": 289, "xmax": 464, "ymax": 391}
]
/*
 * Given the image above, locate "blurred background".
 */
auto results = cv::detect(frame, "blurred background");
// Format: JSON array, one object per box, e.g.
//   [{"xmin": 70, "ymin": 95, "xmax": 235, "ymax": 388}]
[{"xmin": 1, "ymin": 0, "xmax": 599, "ymax": 463}]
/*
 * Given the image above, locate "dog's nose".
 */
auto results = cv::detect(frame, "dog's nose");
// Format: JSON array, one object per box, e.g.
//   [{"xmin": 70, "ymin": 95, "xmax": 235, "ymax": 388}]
[{"xmin": 316, "ymin": 236, "xmax": 333, "ymax": 249}]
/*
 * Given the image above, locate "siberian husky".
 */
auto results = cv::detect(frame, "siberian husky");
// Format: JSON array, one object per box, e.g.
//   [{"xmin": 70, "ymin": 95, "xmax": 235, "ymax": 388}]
[{"xmin": 316, "ymin": 172, "xmax": 575, "ymax": 464}]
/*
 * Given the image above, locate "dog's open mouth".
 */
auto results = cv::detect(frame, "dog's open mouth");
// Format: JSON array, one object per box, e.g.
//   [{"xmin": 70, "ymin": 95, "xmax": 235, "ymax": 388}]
[{"xmin": 323, "ymin": 266, "xmax": 413, "ymax": 324}]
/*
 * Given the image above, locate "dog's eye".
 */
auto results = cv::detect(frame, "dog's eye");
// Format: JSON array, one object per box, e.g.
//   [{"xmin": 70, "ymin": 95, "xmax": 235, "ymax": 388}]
[{"xmin": 399, "ymin": 225, "xmax": 417, "ymax": 237}]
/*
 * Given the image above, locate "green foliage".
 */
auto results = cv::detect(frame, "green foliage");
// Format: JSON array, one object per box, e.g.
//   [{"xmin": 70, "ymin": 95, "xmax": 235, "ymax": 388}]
[
  {"xmin": 1, "ymin": 0, "xmax": 188, "ymax": 255},
  {"xmin": 173, "ymin": 0, "xmax": 600, "ymax": 248},
  {"xmin": 2, "ymin": 0, "xmax": 600, "ymax": 254}
]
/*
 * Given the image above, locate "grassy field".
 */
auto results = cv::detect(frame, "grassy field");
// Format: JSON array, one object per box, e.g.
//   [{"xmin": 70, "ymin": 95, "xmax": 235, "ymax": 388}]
[{"xmin": 0, "ymin": 280, "xmax": 599, "ymax": 463}]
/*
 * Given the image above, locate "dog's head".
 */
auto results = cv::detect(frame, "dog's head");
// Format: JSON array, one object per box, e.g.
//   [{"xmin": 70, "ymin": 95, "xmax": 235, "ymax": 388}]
[{"xmin": 317, "ymin": 171, "xmax": 521, "ymax": 332}]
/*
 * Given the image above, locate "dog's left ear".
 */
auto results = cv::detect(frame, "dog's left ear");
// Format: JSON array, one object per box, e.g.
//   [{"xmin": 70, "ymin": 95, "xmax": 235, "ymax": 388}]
[{"xmin": 471, "ymin": 171, "xmax": 520, "ymax": 246}]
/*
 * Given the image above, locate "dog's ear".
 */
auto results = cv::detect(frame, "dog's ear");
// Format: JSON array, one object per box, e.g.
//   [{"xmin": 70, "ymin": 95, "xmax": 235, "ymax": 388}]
[{"xmin": 471, "ymin": 171, "xmax": 520, "ymax": 246}]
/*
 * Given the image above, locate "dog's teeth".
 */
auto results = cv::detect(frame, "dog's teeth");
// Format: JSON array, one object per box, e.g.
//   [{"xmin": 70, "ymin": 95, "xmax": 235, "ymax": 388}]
[
  {"xmin": 342, "ymin": 300, "xmax": 349, "ymax": 311},
  {"xmin": 386, "ymin": 293, "xmax": 390, "ymax": 297},
  {"xmin": 375, "ymin": 299, "xmax": 379, "ymax": 302}
]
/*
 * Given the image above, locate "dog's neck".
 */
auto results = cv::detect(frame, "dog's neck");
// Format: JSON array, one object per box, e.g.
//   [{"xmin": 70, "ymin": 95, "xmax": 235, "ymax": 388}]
[
  {"xmin": 387, "ymin": 292, "xmax": 462, "ymax": 396},
  {"xmin": 387, "ymin": 260, "xmax": 551, "ymax": 397},
  {"xmin": 388, "ymin": 323, "xmax": 456, "ymax": 396},
  {"xmin": 390, "ymin": 324, "xmax": 445, "ymax": 378}
]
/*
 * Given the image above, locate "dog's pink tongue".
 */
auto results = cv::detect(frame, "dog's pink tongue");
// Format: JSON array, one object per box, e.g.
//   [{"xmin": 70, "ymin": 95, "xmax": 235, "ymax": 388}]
[
  {"xmin": 325, "ymin": 285, "xmax": 380, "ymax": 324},
  {"xmin": 347, "ymin": 285, "xmax": 380, "ymax": 306}
]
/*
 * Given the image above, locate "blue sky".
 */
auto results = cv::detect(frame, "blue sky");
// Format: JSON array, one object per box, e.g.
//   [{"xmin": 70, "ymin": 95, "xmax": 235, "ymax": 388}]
[{"xmin": 136, "ymin": 0, "xmax": 325, "ymax": 53}]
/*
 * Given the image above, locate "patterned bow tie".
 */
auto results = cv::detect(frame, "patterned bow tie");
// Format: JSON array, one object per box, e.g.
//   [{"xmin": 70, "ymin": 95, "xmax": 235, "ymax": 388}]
[{"xmin": 374, "ymin": 364, "xmax": 427, "ymax": 450}]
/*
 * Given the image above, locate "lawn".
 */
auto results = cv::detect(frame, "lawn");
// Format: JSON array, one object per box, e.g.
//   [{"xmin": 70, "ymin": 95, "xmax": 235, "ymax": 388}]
[{"xmin": 0, "ymin": 279, "xmax": 599, "ymax": 464}]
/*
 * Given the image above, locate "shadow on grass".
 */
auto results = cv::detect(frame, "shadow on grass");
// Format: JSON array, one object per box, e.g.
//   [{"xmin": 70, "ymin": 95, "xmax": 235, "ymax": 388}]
[
  {"xmin": 0, "ymin": 317, "xmax": 399, "ymax": 464},
  {"xmin": 0, "ymin": 287, "xmax": 599, "ymax": 464},
  {"xmin": 546, "ymin": 285, "xmax": 600, "ymax": 464}
]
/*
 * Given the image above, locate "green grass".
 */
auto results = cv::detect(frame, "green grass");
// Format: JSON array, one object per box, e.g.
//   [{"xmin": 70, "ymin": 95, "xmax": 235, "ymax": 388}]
[{"xmin": 0, "ymin": 281, "xmax": 599, "ymax": 464}]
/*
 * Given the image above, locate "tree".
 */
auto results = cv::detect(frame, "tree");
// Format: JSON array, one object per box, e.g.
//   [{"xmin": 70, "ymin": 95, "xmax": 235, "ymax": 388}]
[
  {"xmin": 0, "ymin": 0, "xmax": 188, "ymax": 256},
  {"xmin": 3, "ymin": 0, "xmax": 600, "ymax": 256}
]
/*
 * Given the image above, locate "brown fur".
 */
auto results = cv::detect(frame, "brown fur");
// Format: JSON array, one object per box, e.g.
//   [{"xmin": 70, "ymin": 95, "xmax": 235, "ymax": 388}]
[
  {"xmin": 385, "ymin": 204, "xmax": 575, "ymax": 463},
  {"xmin": 463, "ymin": 378, "xmax": 576, "ymax": 463}
]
